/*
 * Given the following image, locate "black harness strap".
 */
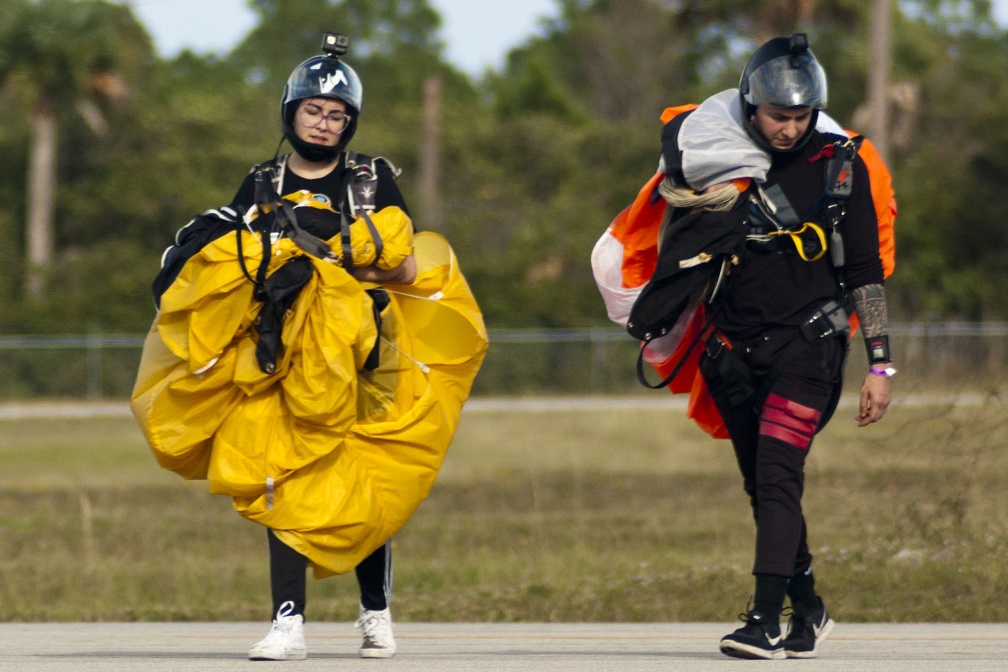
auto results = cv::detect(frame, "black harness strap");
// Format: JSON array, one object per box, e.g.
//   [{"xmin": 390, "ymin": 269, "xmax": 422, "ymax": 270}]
[
  {"xmin": 240, "ymin": 158, "xmax": 336, "ymax": 374},
  {"xmin": 635, "ymin": 317, "xmax": 714, "ymax": 389},
  {"xmin": 345, "ymin": 151, "xmax": 393, "ymax": 267},
  {"xmin": 361, "ymin": 210, "xmax": 384, "ymax": 262},
  {"xmin": 235, "ymin": 167, "xmax": 278, "ymax": 287},
  {"xmin": 816, "ymin": 135, "xmax": 863, "ymax": 292},
  {"xmin": 273, "ymin": 197, "xmax": 335, "ymax": 261},
  {"xmin": 703, "ymin": 299, "xmax": 850, "ymax": 416},
  {"xmin": 338, "ymin": 211, "xmax": 355, "ymax": 269}
]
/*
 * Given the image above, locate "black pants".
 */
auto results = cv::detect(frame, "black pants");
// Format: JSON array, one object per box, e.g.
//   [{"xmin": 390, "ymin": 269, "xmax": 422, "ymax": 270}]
[
  {"xmin": 700, "ymin": 331, "xmax": 845, "ymax": 577},
  {"xmin": 267, "ymin": 529, "xmax": 392, "ymax": 619}
]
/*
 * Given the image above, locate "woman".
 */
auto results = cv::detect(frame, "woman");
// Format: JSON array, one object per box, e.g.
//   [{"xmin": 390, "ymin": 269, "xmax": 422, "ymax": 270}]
[
  {"xmin": 234, "ymin": 39, "xmax": 413, "ymax": 661},
  {"xmin": 132, "ymin": 34, "xmax": 486, "ymax": 663}
]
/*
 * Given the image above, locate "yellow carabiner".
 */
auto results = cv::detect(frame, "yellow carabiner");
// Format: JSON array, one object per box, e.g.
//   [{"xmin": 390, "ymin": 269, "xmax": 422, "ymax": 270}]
[
  {"xmin": 787, "ymin": 221, "xmax": 827, "ymax": 262},
  {"xmin": 767, "ymin": 222, "xmax": 827, "ymax": 261}
]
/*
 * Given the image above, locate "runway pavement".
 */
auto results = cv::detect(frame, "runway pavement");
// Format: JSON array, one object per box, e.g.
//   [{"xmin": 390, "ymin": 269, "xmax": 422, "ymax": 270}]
[
  {"xmin": 3, "ymin": 622, "xmax": 1007, "ymax": 671},
  {"xmin": 0, "ymin": 391, "xmax": 996, "ymax": 419}
]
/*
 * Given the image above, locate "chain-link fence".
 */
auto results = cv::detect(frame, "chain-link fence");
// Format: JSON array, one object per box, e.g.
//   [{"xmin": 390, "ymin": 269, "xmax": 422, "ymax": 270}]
[{"xmin": 0, "ymin": 324, "xmax": 1006, "ymax": 401}]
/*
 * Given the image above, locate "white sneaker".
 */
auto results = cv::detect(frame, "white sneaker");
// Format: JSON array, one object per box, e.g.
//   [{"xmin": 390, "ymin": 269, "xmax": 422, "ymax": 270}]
[
  {"xmin": 248, "ymin": 601, "xmax": 307, "ymax": 661},
  {"xmin": 355, "ymin": 605, "xmax": 396, "ymax": 658}
]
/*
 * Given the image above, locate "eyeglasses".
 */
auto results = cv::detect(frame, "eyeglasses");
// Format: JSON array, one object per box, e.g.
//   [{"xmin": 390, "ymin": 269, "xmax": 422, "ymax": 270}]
[{"xmin": 299, "ymin": 104, "xmax": 352, "ymax": 132}]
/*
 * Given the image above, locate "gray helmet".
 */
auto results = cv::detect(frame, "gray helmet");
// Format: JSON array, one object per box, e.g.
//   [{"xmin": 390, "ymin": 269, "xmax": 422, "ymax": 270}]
[
  {"xmin": 739, "ymin": 33, "xmax": 828, "ymax": 152},
  {"xmin": 280, "ymin": 35, "xmax": 362, "ymax": 162}
]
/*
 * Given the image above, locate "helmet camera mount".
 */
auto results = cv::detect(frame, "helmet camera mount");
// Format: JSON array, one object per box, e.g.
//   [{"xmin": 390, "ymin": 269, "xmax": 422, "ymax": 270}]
[
  {"xmin": 321, "ymin": 32, "xmax": 349, "ymax": 59},
  {"xmin": 788, "ymin": 33, "xmax": 809, "ymax": 67}
]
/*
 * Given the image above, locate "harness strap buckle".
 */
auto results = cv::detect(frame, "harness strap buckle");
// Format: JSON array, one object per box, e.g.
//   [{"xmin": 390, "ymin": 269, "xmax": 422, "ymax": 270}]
[
  {"xmin": 799, "ymin": 299, "xmax": 850, "ymax": 342},
  {"xmin": 704, "ymin": 331, "xmax": 734, "ymax": 361}
]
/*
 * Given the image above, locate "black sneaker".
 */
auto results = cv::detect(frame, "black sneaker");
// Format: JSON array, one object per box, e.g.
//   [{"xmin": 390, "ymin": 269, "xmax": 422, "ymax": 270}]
[
  {"xmin": 783, "ymin": 598, "xmax": 834, "ymax": 658},
  {"xmin": 719, "ymin": 610, "xmax": 785, "ymax": 660}
]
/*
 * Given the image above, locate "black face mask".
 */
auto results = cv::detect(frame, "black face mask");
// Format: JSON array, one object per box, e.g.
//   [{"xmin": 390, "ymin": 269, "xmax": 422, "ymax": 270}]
[{"xmin": 284, "ymin": 131, "xmax": 342, "ymax": 163}]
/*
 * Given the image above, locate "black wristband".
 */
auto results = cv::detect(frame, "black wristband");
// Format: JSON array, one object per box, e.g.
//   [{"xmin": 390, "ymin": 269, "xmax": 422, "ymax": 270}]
[{"xmin": 865, "ymin": 335, "xmax": 890, "ymax": 364}]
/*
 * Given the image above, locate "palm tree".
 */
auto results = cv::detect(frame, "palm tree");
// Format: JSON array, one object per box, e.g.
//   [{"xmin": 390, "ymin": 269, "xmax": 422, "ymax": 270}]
[{"xmin": 0, "ymin": 0, "xmax": 135, "ymax": 300}]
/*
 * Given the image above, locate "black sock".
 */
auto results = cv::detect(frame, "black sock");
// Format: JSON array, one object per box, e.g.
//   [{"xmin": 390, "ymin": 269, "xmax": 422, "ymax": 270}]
[
  {"xmin": 753, "ymin": 574, "xmax": 790, "ymax": 626},
  {"xmin": 788, "ymin": 567, "xmax": 819, "ymax": 611}
]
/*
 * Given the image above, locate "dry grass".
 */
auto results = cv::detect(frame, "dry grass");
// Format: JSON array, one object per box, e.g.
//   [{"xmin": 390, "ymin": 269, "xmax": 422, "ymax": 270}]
[{"xmin": 1, "ymin": 392, "xmax": 1006, "ymax": 622}]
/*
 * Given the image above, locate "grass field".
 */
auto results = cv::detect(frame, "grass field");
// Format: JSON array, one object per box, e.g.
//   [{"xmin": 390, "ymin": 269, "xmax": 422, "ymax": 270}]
[{"xmin": 2, "ymin": 390, "xmax": 1007, "ymax": 623}]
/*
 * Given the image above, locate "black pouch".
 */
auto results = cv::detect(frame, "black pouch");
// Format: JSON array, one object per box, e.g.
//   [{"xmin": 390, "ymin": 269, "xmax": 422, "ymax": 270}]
[
  {"xmin": 362, "ymin": 287, "xmax": 391, "ymax": 371},
  {"xmin": 627, "ymin": 208, "xmax": 745, "ymax": 341},
  {"xmin": 253, "ymin": 256, "xmax": 314, "ymax": 374},
  {"xmin": 705, "ymin": 332, "xmax": 757, "ymax": 407},
  {"xmin": 799, "ymin": 299, "xmax": 850, "ymax": 342}
]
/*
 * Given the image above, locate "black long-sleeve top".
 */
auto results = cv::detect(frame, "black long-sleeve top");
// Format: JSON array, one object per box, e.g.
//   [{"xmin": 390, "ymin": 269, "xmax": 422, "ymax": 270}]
[
  {"xmin": 712, "ymin": 132, "xmax": 884, "ymax": 336},
  {"xmin": 229, "ymin": 155, "xmax": 410, "ymax": 240}
]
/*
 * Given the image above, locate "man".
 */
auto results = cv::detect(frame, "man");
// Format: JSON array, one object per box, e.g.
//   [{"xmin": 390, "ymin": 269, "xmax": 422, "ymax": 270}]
[{"xmin": 661, "ymin": 34, "xmax": 894, "ymax": 659}]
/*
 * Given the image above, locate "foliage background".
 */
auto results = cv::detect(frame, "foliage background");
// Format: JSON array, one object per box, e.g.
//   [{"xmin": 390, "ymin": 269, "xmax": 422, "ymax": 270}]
[{"xmin": 1, "ymin": 0, "xmax": 1007, "ymax": 334}]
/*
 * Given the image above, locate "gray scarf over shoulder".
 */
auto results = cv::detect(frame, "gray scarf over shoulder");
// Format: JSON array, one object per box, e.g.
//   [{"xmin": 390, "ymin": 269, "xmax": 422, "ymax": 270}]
[{"xmin": 660, "ymin": 88, "xmax": 845, "ymax": 192}]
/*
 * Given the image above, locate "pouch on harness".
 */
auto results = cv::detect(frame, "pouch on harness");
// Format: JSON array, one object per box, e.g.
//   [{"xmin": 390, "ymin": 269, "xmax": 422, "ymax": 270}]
[
  {"xmin": 627, "ymin": 133, "xmax": 861, "ymax": 392},
  {"xmin": 626, "ymin": 207, "xmax": 745, "ymax": 388},
  {"xmin": 238, "ymin": 151, "xmax": 400, "ymax": 374}
]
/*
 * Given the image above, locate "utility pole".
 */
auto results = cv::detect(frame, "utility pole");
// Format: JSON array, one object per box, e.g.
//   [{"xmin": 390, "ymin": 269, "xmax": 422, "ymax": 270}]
[
  {"xmin": 418, "ymin": 75, "xmax": 443, "ymax": 233},
  {"xmin": 867, "ymin": 0, "xmax": 892, "ymax": 161},
  {"xmin": 26, "ymin": 105, "xmax": 57, "ymax": 300}
]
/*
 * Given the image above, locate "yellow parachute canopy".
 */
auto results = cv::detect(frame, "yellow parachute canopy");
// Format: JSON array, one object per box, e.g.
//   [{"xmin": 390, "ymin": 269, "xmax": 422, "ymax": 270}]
[
  {"xmin": 251, "ymin": 193, "xmax": 413, "ymax": 270},
  {"xmin": 131, "ymin": 225, "xmax": 487, "ymax": 577}
]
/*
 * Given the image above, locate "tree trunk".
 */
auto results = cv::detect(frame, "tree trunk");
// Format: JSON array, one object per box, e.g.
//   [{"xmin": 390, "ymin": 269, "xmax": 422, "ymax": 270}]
[
  {"xmin": 867, "ymin": 0, "xmax": 892, "ymax": 161},
  {"xmin": 417, "ymin": 75, "xmax": 443, "ymax": 232},
  {"xmin": 26, "ymin": 102, "xmax": 58, "ymax": 300}
]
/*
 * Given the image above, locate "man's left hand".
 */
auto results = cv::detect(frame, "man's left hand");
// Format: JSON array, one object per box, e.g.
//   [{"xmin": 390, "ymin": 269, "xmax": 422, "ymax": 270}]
[{"xmin": 856, "ymin": 372, "xmax": 891, "ymax": 426}]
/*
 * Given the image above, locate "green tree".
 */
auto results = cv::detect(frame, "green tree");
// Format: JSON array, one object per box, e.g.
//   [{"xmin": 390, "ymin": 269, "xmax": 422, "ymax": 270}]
[
  {"xmin": 0, "ymin": 0, "xmax": 146, "ymax": 300},
  {"xmin": 235, "ymin": 0, "xmax": 445, "ymax": 104},
  {"xmin": 480, "ymin": 0, "xmax": 1008, "ymax": 325},
  {"xmin": 4, "ymin": 0, "xmax": 1008, "ymax": 337},
  {"xmin": 886, "ymin": 11, "xmax": 1008, "ymax": 318}
]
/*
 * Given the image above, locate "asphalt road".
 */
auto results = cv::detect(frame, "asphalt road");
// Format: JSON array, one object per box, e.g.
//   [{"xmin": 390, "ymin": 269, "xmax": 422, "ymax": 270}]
[{"xmin": 4, "ymin": 622, "xmax": 1007, "ymax": 671}]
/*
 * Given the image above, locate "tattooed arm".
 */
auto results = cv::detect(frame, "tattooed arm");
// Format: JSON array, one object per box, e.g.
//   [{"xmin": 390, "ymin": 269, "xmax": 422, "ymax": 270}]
[
  {"xmin": 851, "ymin": 283, "xmax": 888, "ymax": 338},
  {"xmin": 851, "ymin": 283, "xmax": 892, "ymax": 427}
]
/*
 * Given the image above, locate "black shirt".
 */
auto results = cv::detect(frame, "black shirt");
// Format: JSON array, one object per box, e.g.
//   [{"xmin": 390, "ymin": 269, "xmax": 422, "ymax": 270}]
[
  {"xmin": 229, "ymin": 155, "xmax": 411, "ymax": 239},
  {"xmin": 714, "ymin": 131, "xmax": 884, "ymax": 336}
]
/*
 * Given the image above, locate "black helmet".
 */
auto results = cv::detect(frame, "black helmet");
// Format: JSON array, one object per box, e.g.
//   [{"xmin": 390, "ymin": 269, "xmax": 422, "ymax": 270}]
[
  {"xmin": 738, "ymin": 33, "xmax": 828, "ymax": 152},
  {"xmin": 280, "ymin": 33, "xmax": 362, "ymax": 162}
]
